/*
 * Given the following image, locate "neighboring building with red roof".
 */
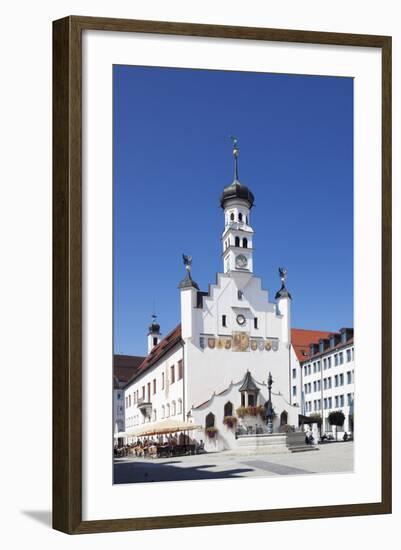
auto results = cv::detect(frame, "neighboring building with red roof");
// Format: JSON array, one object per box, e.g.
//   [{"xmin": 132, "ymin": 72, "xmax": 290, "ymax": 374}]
[
  {"xmin": 291, "ymin": 327, "xmax": 354, "ymax": 435},
  {"xmin": 291, "ymin": 329, "xmax": 335, "ymax": 363},
  {"xmin": 114, "ymin": 354, "xmax": 144, "ymax": 387},
  {"xmin": 113, "ymin": 354, "xmax": 144, "ymax": 433}
]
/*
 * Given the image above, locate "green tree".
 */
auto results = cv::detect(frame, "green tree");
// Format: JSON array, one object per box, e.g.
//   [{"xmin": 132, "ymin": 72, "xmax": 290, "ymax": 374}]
[
  {"xmin": 328, "ymin": 410, "xmax": 345, "ymax": 440},
  {"xmin": 308, "ymin": 413, "xmax": 322, "ymax": 426}
]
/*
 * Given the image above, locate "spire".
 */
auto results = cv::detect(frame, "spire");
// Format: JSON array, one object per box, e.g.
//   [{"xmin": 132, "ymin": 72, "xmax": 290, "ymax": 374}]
[
  {"xmin": 230, "ymin": 135, "xmax": 239, "ymax": 181},
  {"xmin": 275, "ymin": 267, "xmax": 292, "ymax": 300},
  {"xmin": 179, "ymin": 254, "xmax": 199, "ymax": 289},
  {"xmin": 220, "ymin": 137, "xmax": 255, "ymax": 209}
]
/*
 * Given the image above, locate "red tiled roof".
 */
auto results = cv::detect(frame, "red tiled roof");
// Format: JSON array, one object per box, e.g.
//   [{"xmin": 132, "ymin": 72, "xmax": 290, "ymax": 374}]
[
  {"xmin": 291, "ymin": 328, "xmax": 335, "ymax": 362},
  {"xmin": 113, "ymin": 354, "xmax": 145, "ymax": 388},
  {"xmin": 303, "ymin": 336, "xmax": 354, "ymax": 363},
  {"xmin": 125, "ymin": 324, "xmax": 182, "ymax": 387}
]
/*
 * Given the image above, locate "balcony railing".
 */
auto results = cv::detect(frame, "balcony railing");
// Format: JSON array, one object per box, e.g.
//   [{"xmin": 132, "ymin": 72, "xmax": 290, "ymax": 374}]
[{"xmin": 137, "ymin": 397, "xmax": 152, "ymax": 416}]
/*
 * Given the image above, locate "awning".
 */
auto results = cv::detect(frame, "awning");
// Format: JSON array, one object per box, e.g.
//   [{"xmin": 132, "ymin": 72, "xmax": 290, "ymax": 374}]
[
  {"xmin": 129, "ymin": 419, "xmax": 202, "ymax": 438},
  {"xmin": 114, "ymin": 431, "xmax": 134, "ymax": 439}
]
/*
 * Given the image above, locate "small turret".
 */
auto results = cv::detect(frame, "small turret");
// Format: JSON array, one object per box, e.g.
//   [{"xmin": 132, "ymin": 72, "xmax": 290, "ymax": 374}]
[
  {"xmin": 179, "ymin": 254, "xmax": 198, "ymax": 340},
  {"xmin": 275, "ymin": 267, "xmax": 292, "ymax": 344},
  {"xmin": 147, "ymin": 314, "xmax": 161, "ymax": 353}
]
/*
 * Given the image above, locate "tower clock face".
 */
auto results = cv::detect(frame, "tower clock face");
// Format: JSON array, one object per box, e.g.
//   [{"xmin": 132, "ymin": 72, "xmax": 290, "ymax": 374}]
[{"xmin": 235, "ymin": 254, "xmax": 248, "ymax": 269}]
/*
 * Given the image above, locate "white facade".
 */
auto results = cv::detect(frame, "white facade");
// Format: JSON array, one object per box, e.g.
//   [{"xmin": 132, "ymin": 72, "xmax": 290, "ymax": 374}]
[
  {"xmin": 123, "ymin": 144, "xmax": 301, "ymax": 451},
  {"xmin": 125, "ymin": 342, "xmax": 185, "ymax": 437},
  {"xmin": 300, "ymin": 329, "xmax": 355, "ymax": 436}
]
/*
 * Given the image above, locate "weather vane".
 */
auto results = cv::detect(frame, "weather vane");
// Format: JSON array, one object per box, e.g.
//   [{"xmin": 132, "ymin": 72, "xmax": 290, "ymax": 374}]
[
  {"xmin": 182, "ymin": 254, "xmax": 193, "ymax": 273},
  {"xmin": 278, "ymin": 267, "xmax": 288, "ymax": 285},
  {"xmin": 230, "ymin": 135, "xmax": 239, "ymax": 157},
  {"xmin": 230, "ymin": 136, "xmax": 239, "ymax": 180}
]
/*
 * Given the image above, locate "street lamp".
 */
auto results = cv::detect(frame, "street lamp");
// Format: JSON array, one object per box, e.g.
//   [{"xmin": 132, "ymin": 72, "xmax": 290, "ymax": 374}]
[{"xmin": 265, "ymin": 372, "xmax": 274, "ymax": 434}]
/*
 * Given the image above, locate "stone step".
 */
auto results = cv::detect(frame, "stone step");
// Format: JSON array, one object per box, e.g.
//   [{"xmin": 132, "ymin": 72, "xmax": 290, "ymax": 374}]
[
  {"xmin": 222, "ymin": 445, "xmax": 291, "ymax": 457},
  {"xmin": 289, "ymin": 445, "xmax": 319, "ymax": 453}
]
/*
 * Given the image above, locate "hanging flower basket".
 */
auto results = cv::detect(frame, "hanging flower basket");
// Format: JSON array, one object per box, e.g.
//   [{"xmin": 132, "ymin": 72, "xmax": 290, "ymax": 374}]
[
  {"xmin": 223, "ymin": 416, "xmax": 238, "ymax": 429},
  {"xmin": 205, "ymin": 426, "xmax": 218, "ymax": 438}
]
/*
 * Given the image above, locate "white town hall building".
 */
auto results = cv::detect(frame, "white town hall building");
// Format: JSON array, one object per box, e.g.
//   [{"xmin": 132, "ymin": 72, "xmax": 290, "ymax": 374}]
[{"xmin": 121, "ymin": 142, "xmax": 352, "ymax": 451}]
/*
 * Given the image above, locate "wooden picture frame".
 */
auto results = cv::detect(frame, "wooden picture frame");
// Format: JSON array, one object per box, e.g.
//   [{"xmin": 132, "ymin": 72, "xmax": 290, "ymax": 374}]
[{"xmin": 53, "ymin": 15, "xmax": 392, "ymax": 534}]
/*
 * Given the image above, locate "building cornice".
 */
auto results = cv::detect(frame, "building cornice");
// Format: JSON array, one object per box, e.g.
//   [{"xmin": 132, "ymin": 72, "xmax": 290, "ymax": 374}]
[{"xmin": 300, "ymin": 338, "xmax": 354, "ymax": 365}]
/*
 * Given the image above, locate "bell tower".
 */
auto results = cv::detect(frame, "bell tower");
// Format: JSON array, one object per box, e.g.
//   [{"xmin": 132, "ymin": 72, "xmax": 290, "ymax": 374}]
[
  {"xmin": 221, "ymin": 137, "xmax": 255, "ymax": 274},
  {"xmin": 147, "ymin": 314, "xmax": 161, "ymax": 353}
]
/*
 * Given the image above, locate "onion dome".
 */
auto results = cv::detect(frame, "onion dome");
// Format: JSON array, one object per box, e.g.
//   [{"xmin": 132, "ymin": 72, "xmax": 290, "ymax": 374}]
[
  {"xmin": 148, "ymin": 314, "xmax": 160, "ymax": 334},
  {"xmin": 220, "ymin": 180, "xmax": 255, "ymax": 209},
  {"xmin": 220, "ymin": 136, "xmax": 255, "ymax": 209}
]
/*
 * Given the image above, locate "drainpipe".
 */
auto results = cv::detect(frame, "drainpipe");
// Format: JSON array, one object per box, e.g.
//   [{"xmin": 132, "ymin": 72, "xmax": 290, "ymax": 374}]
[
  {"xmin": 300, "ymin": 356, "xmax": 304, "ymax": 417},
  {"xmin": 181, "ymin": 340, "xmax": 186, "ymax": 422},
  {"xmin": 288, "ymin": 343, "xmax": 292, "ymax": 407},
  {"xmin": 320, "ymin": 352, "xmax": 324, "ymax": 438}
]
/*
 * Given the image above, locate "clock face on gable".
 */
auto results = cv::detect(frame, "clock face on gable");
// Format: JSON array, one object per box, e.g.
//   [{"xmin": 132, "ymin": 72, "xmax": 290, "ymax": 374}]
[
  {"xmin": 236, "ymin": 314, "xmax": 246, "ymax": 326},
  {"xmin": 235, "ymin": 254, "xmax": 248, "ymax": 269}
]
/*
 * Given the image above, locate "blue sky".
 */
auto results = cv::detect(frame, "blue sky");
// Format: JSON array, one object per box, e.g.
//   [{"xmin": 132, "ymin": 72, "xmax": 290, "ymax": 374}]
[{"xmin": 113, "ymin": 65, "xmax": 353, "ymax": 357}]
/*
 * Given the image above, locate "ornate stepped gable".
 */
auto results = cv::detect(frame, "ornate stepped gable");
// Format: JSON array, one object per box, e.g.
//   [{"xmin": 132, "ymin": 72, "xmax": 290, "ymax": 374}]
[{"xmin": 125, "ymin": 324, "xmax": 339, "ymax": 386}]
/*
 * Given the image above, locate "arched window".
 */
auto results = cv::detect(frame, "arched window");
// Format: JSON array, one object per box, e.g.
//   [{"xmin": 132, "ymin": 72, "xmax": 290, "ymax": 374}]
[
  {"xmin": 243, "ymin": 237, "xmax": 248, "ymax": 248},
  {"xmin": 224, "ymin": 401, "xmax": 233, "ymax": 417},
  {"xmin": 166, "ymin": 403, "xmax": 170, "ymax": 417},
  {"xmin": 178, "ymin": 398, "xmax": 182, "ymax": 414},
  {"xmin": 172, "ymin": 401, "xmax": 176, "ymax": 416},
  {"xmin": 206, "ymin": 412, "xmax": 215, "ymax": 428},
  {"xmin": 280, "ymin": 410, "xmax": 288, "ymax": 426},
  {"xmin": 238, "ymin": 290, "xmax": 243, "ymax": 300},
  {"xmin": 161, "ymin": 405, "xmax": 165, "ymax": 419},
  {"xmin": 238, "ymin": 212, "xmax": 243, "ymax": 222},
  {"xmin": 235, "ymin": 236, "xmax": 240, "ymax": 247},
  {"xmin": 230, "ymin": 212, "xmax": 234, "ymax": 221}
]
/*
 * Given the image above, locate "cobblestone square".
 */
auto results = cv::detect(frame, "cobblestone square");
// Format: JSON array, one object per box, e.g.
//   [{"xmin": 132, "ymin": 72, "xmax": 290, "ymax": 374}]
[{"xmin": 114, "ymin": 441, "xmax": 353, "ymax": 484}]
